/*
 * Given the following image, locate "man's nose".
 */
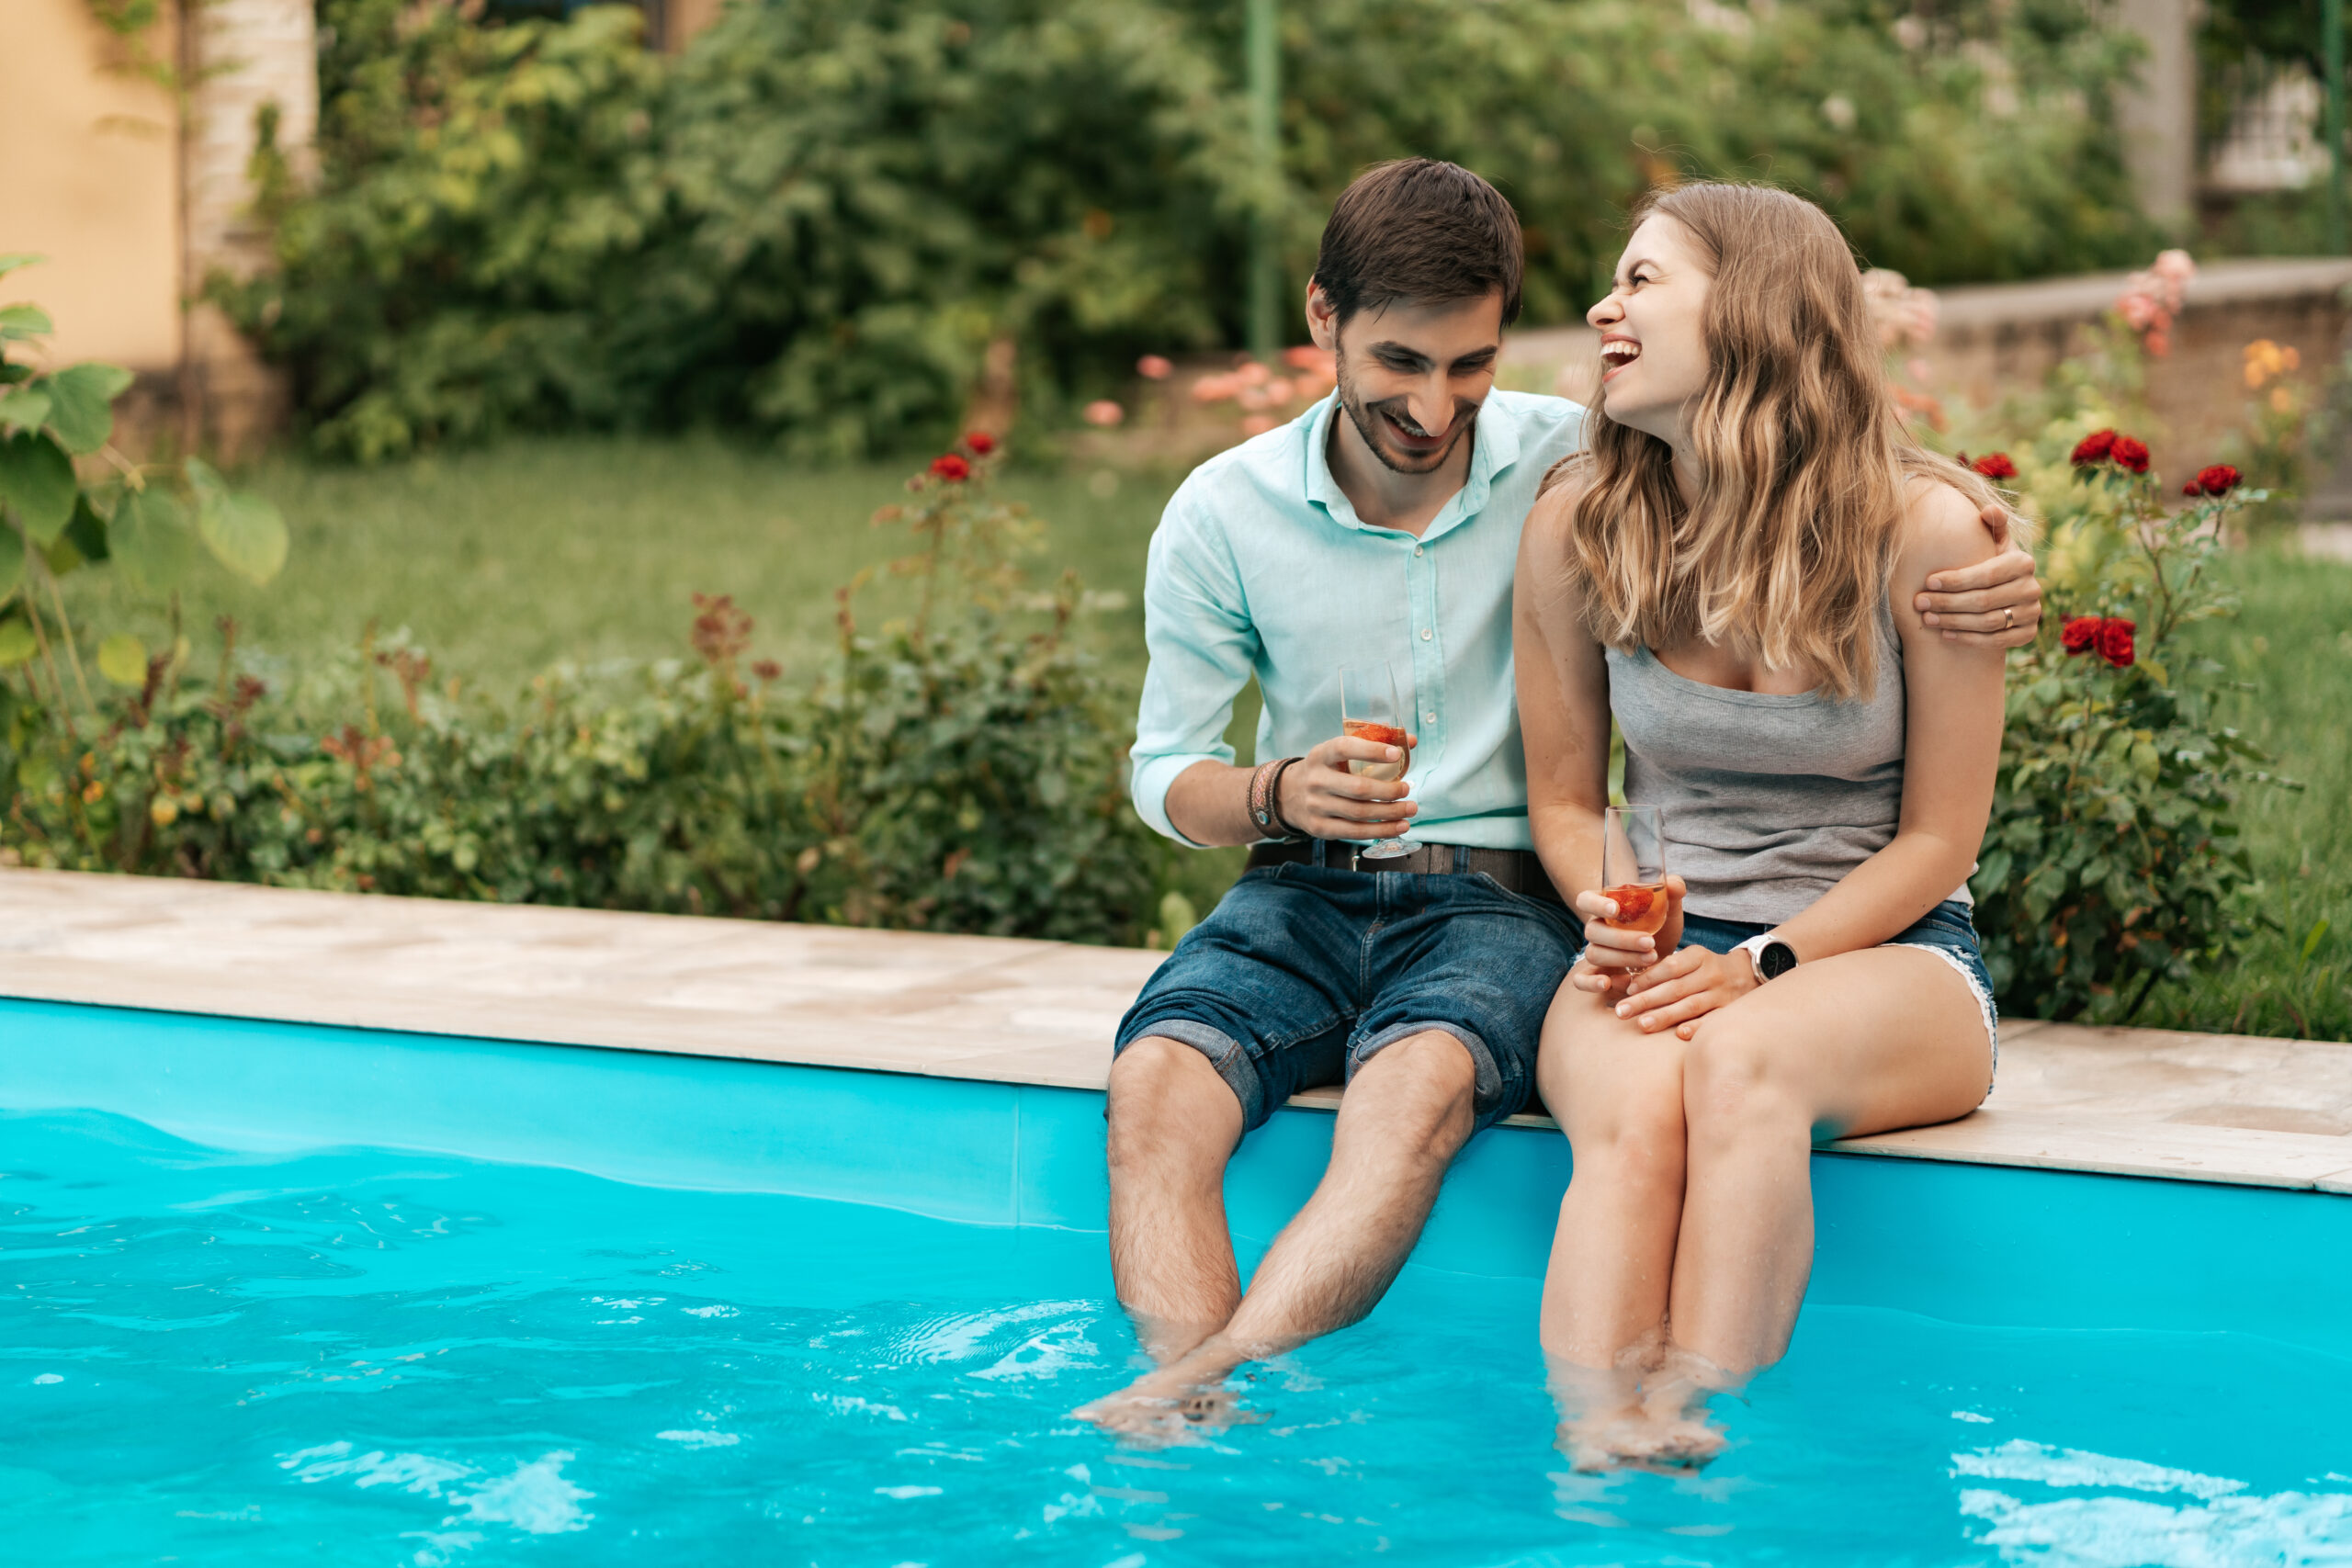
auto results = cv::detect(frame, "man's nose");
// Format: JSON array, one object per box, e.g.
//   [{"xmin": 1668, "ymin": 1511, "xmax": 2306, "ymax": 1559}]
[{"xmin": 1406, "ymin": 371, "xmax": 1453, "ymax": 434}]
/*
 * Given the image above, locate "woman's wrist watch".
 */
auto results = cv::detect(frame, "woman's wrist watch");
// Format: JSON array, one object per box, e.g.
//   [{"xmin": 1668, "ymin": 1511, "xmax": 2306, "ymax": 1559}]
[{"xmin": 1735, "ymin": 932, "xmax": 1799, "ymax": 984}]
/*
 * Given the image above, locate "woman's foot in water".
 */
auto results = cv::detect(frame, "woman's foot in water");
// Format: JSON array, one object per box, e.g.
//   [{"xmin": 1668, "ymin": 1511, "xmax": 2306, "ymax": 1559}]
[{"xmin": 1550, "ymin": 1340, "xmax": 1734, "ymax": 1473}]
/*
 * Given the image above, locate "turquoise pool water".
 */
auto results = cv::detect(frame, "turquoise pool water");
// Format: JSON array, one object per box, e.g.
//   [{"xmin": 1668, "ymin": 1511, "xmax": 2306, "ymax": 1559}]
[{"xmin": 3, "ymin": 1000, "xmax": 2349, "ymax": 1564}]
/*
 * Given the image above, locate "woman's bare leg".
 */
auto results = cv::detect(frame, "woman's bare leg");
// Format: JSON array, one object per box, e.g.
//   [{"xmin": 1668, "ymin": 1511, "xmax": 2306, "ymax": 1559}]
[
  {"xmin": 1535, "ymin": 979, "xmax": 1691, "ymax": 1368},
  {"xmin": 1667, "ymin": 946, "xmax": 1991, "ymax": 1372}
]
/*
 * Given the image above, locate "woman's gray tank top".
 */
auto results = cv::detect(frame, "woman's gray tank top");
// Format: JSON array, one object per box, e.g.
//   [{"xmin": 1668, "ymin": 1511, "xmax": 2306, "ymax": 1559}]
[{"xmin": 1605, "ymin": 603, "xmax": 1968, "ymax": 924}]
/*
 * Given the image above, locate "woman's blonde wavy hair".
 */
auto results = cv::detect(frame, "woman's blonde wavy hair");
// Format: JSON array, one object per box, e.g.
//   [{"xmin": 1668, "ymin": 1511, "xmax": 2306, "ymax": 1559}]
[{"xmin": 1548, "ymin": 182, "xmax": 2007, "ymax": 700}]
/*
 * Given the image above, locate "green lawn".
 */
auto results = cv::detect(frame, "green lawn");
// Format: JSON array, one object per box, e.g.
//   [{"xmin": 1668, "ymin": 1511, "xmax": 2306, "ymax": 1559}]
[
  {"xmin": 2133, "ymin": 543, "xmax": 2352, "ymax": 1041},
  {"xmin": 62, "ymin": 437, "xmax": 1182, "ymax": 687},
  {"xmin": 56, "ymin": 441, "xmax": 2350, "ymax": 1039}
]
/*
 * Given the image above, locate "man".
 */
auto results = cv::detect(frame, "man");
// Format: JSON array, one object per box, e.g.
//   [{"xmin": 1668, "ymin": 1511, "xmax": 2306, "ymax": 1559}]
[{"xmin": 1078, "ymin": 161, "xmax": 2041, "ymax": 1437}]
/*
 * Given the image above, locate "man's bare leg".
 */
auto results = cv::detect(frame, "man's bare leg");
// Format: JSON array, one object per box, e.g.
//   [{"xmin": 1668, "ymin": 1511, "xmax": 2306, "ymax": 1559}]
[
  {"xmin": 1105, "ymin": 1037, "xmax": 1247, "ymax": 1364},
  {"xmin": 1080, "ymin": 1031, "xmax": 1476, "ymax": 1438}
]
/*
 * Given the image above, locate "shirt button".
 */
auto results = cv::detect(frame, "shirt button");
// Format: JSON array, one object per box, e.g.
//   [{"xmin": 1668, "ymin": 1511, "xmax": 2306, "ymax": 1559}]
[
  {"xmin": 1424, "ymin": 711, "xmax": 1437, "ymax": 724},
  {"xmin": 1414, "ymin": 545, "xmax": 1424, "ymax": 557},
  {"xmin": 1419, "ymin": 627, "xmax": 1432, "ymax": 641}
]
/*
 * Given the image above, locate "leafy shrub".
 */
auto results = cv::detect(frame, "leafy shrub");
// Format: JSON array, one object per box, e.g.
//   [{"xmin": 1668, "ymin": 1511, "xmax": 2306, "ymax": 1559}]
[
  {"xmin": 0, "ymin": 264, "xmax": 288, "ymax": 784},
  {"xmin": 2, "ymin": 441, "xmax": 1162, "ymax": 947},
  {"xmin": 1969, "ymin": 439, "xmax": 2281, "ymax": 1021},
  {"xmin": 221, "ymin": 0, "xmax": 2155, "ymax": 461}
]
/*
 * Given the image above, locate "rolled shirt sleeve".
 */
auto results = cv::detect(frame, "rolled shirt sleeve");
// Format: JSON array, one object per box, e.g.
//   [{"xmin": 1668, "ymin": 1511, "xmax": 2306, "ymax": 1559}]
[{"xmin": 1128, "ymin": 491, "xmax": 1260, "ymax": 844}]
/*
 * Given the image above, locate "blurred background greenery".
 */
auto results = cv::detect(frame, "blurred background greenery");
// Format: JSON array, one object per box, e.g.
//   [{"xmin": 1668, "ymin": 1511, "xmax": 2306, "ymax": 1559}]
[{"xmin": 217, "ymin": 0, "xmax": 2164, "ymax": 463}]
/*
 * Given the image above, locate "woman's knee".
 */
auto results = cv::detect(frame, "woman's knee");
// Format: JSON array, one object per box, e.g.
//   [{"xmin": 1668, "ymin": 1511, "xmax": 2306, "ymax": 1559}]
[
  {"xmin": 1680, "ymin": 1011, "xmax": 1806, "ymax": 1137},
  {"xmin": 1544, "ymin": 1011, "xmax": 1688, "ymax": 1184}
]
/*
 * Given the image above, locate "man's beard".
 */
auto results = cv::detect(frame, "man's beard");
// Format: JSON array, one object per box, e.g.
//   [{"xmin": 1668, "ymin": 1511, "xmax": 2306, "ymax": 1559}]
[{"xmin": 1335, "ymin": 347, "xmax": 1477, "ymax": 476}]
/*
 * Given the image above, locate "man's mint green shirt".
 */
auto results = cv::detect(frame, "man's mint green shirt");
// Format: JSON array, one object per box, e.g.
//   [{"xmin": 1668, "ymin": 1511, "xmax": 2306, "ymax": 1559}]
[{"xmin": 1130, "ymin": 389, "xmax": 1587, "ymax": 851}]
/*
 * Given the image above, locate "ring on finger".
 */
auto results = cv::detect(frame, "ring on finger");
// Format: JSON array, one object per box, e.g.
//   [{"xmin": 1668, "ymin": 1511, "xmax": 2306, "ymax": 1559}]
[{"xmin": 2003, "ymin": 605, "xmax": 2015, "ymax": 630}]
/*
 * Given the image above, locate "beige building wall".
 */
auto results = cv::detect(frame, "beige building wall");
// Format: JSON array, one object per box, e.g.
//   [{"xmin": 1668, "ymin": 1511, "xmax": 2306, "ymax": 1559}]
[{"xmin": 0, "ymin": 0, "xmax": 184, "ymax": 372}]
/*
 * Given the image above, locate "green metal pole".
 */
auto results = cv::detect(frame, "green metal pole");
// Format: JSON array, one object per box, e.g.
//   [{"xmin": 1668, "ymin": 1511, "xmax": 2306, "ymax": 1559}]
[
  {"xmin": 2328, "ymin": 0, "xmax": 2346, "ymax": 254},
  {"xmin": 1245, "ymin": 0, "xmax": 1283, "ymax": 361}
]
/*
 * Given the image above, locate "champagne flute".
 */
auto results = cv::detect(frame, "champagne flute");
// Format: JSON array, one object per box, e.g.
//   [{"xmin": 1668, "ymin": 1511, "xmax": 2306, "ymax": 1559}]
[
  {"xmin": 1600, "ymin": 805, "xmax": 1668, "ymax": 940},
  {"xmin": 1340, "ymin": 661, "xmax": 1414, "ymax": 861}
]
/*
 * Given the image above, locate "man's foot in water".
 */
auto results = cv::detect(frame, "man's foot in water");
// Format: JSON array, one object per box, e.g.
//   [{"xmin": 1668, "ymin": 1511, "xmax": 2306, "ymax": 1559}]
[{"xmin": 1074, "ymin": 1344, "xmax": 1263, "ymax": 1446}]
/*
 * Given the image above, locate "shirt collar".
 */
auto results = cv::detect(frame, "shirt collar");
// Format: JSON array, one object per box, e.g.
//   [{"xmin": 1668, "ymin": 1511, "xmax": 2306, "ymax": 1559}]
[{"xmin": 1300, "ymin": 390, "xmax": 1525, "ymax": 544}]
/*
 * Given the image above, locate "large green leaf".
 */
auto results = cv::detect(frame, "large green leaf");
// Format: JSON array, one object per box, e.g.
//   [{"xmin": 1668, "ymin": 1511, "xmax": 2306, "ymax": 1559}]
[
  {"xmin": 0, "ymin": 388, "xmax": 51, "ymax": 434},
  {"xmin": 0, "ymin": 254, "xmax": 41, "ymax": 283},
  {"xmin": 187, "ymin": 458, "xmax": 288, "ymax": 585},
  {"xmin": 107, "ymin": 485, "xmax": 192, "ymax": 594},
  {"xmin": 0, "ymin": 432, "xmax": 77, "ymax": 545},
  {"xmin": 0, "ymin": 524, "xmax": 22, "ymax": 603},
  {"xmin": 39, "ymin": 364, "xmax": 132, "ymax": 454},
  {"xmin": 0, "ymin": 305, "xmax": 52, "ymax": 342},
  {"xmin": 62, "ymin": 495, "xmax": 108, "ymax": 566},
  {"xmin": 96, "ymin": 632, "xmax": 149, "ymax": 688},
  {"xmin": 0, "ymin": 618, "xmax": 35, "ymax": 669}
]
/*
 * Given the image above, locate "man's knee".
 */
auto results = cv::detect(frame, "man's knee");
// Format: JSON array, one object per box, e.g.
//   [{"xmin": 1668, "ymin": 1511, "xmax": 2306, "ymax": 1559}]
[
  {"xmin": 1346, "ymin": 1030, "xmax": 1480, "ymax": 1150},
  {"xmin": 1107, "ymin": 1036, "xmax": 1242, "ymax": 1172}
]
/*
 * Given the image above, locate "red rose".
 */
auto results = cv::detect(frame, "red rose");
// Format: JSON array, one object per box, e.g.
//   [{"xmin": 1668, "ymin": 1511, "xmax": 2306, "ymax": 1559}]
[
  {"xmin": 2111, "ymin": 435, "xmax": 2150, "ymax": 474},
  {"xmin": 2060, "ymin": 615, "xmax": 2101, "ymax": 655},
  {"xmin": 964, "ymin": 431, "xmax": 996, "ymax": 455},
  {"xmin": 2071, "ymin": 429, "xmax": 2117, "ymax": 466},
  {"xmin": 929, "ymin": 453, "xmax": 971, "ymax": 482},
  {"xmin": 2096, "ymin": 616, "xmax": 2135, "ymax": 668},
  {"xmin": 2190, "ymin": 464, "xmax": 2240, "ymax": 497},
  {"xmin": 1971, "ymin": 452, "xmax": 2018, "ymax": 480}
]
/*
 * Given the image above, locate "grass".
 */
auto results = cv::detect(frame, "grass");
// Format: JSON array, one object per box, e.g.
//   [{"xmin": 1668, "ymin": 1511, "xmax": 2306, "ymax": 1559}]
[
  {"xmin": 2131, "ymin": 541, "xmax": 2352, "ymax": 1042},
  {"xmin": 47, "ymin": 441, "xmax": 2351, "ymax": 1039},
  {"xmin": 60, "ymin": 437, "xmax": 1182, "ymax": 687}
]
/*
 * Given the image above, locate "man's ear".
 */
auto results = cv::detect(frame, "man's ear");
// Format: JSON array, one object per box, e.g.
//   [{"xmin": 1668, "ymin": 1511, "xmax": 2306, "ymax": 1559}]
[{"xmin": 1306, "ymin": 283, "xmax": 1340, "ymax": 352}]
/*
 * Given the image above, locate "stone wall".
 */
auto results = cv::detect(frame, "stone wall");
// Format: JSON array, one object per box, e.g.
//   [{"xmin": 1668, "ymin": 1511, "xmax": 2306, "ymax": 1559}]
[{"xmin": 1510, "ymin": 257, "xmax": 2352, "ymax": 511}]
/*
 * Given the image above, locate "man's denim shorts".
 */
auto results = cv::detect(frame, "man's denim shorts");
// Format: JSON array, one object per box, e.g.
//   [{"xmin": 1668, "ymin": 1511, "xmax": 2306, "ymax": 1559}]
[
  {"xmin": 1678, "ymin": 897, "xmax": 2000, "ymax": 1084},
  {"xmin": 1114, "ymin": 861, "xmax": 1585, "ymax": 1134}
]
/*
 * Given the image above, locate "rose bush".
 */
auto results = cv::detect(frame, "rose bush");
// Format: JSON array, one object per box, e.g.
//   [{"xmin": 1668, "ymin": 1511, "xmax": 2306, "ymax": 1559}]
[{"xmin": 1969, "ymin": 428, "xmax": 2283, "ymax": 1022}]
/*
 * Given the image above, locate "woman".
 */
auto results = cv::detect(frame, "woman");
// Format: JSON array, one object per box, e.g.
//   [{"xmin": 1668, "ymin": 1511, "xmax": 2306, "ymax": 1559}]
[{"xmin": 1512, "ymin": 182, "xmax": 2008, "ymax": 1471}]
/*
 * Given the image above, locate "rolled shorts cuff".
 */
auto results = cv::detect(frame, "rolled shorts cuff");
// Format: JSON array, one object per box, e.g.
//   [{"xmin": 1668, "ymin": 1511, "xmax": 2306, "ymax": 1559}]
[
  {"xmin": 1114, "ymin": 1016, "xmax": 1267, "ymax": 1130},
  {"xmin": 1351, "ymin": 1019, "xmax": 1510, "ymax": 1131},
  {"xmin": 1885, "ymin": 939, "xmax": 2001, "ymax": 1095}
]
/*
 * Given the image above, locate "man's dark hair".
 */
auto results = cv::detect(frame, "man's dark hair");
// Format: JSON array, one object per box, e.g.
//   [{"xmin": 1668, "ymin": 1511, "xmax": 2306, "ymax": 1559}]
[{"xmin": 1310, "ymin": 159, "xmax": 1524, "ymax": 328}]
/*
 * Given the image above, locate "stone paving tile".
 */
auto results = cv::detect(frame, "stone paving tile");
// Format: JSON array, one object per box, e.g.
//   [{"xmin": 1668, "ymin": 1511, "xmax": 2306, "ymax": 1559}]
[{"xmin": 2, "ymin": 868, "xmax": 2346, "ymax": 1194}]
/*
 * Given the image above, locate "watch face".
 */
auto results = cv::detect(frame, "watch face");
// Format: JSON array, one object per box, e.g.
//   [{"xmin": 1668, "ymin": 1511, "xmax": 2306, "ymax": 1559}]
[{"xmin": 1760, "ymin": 941, "xmax": 1798, "ymax": 980}]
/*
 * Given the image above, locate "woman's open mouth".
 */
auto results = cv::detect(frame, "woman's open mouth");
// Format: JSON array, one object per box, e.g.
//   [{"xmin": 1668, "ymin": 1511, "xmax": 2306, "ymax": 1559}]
[{"xmin": 1600, "ymin": 337, "xmax": 1642, "ymax": 382}]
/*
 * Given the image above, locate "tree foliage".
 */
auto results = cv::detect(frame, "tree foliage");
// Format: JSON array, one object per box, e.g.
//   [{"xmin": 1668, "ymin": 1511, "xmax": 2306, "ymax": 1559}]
[{"xmin": 220, "ymin": 0, "xmax": 2157, "ymax": 461}]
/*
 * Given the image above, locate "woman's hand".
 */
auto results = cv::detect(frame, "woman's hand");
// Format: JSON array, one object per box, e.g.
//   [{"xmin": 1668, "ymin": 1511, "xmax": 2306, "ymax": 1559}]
[
  {"xmin": 1274, "ymin": 732, "xmax": 1418, "ymax": 841},
  {"xmin": 1615, "ymin": 945, "xmax": 1758, "ymax": 1038},
  {"xmin": 1570, "ymin": 874, "xmax": 1686, "ymax": 998}
]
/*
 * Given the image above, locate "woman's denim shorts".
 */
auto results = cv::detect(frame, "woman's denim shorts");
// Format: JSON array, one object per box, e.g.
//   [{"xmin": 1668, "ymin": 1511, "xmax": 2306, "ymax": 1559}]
[{"xmin": 1679, "ymin": 897, "xmax": 1999, "ymax": 1086}]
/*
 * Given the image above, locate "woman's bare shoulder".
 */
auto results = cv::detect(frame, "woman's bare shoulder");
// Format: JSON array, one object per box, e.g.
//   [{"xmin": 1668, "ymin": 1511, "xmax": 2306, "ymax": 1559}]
[
  {"xmin": 1524, "ymin": 455, "xmax": 1590, "ymax": 551},
  {"xmin": 1897, "ymin": 473, "xmax": 2000, "ymax": 578}
]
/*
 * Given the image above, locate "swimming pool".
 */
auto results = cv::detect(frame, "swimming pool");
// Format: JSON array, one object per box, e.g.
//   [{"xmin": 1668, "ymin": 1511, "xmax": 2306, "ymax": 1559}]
[{"xmin": 4, "ymin": 997, "xmax": 2348, "ymax": 1564}]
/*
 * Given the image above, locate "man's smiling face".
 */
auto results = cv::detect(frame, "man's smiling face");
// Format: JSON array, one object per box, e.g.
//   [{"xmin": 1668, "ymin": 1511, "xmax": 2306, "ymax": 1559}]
[{"xmin": 1314, "ymin": 291, "xmax": 1505, "ymax": 476}]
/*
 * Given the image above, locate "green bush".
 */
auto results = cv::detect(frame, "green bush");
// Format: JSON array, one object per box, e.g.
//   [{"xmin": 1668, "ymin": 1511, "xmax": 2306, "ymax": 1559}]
[
  {"xmin": 220, "ymin": 0, "xmax": 2156, "ymax": 461},
  {"xmin": 2, "ymin": 443, "xmax": 1162, "ymax": 947},
  {"xmin": 1969, "ymin": 438, "xmax": 2282, "ymax": 1021},
  {"xmin": 0, "ymin": 260, "xmax": 288, "ymax": 744}
]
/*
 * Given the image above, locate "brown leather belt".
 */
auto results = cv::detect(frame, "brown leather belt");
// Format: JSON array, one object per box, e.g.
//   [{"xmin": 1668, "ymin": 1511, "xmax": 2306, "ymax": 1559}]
[{"xmin": 1245, "ymin": 839, "xmax": 1566, "ymax": 905}]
